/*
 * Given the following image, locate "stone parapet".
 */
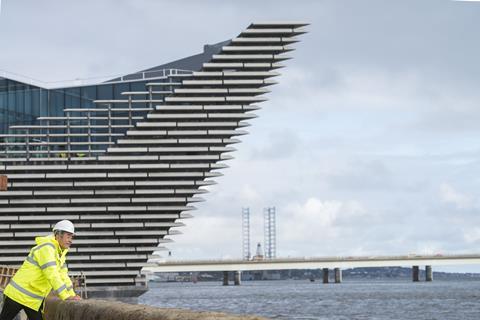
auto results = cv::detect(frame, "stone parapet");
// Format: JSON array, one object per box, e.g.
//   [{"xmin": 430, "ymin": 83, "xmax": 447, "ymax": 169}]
[{"xmin": 43, "ymin": 298, "xmax": 269, "ymax": 320}]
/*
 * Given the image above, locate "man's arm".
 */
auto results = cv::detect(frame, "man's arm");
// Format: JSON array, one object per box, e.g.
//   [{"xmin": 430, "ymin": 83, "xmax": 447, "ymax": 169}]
[{"xmin": 60, "ymin": 263, "xmax": 76, "ymax": 296}]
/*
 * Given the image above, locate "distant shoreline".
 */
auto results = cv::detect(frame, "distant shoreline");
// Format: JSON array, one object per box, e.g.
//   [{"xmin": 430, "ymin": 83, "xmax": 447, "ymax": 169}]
[{"xmin": 151, "ymin": 266, "xmax": 480, "ymax": 283}]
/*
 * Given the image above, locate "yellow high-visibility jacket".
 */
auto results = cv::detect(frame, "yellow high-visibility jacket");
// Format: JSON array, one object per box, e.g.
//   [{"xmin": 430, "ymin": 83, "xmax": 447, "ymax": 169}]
[{"xmin": 4, "ymin": 235, "xmax": 76, "ymax": 310}]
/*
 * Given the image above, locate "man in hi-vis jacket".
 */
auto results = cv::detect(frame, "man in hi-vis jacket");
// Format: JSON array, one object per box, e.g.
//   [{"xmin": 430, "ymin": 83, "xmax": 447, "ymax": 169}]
[{"xmin": 0, "ymin": 220, "xmax": 81, "ymax": 320}]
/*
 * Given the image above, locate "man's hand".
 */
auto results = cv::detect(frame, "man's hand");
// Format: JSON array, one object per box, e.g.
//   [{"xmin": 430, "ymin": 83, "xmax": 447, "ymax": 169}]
[{"xmin": 66, "ymin": 295, "xmax": 82, "ymax": 301}]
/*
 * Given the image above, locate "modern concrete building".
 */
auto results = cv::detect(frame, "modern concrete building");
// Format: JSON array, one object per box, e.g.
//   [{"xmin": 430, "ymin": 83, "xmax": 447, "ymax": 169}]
[{"xmin": 0, "ymin": 22, "xmax": 307, "ymax": 295}]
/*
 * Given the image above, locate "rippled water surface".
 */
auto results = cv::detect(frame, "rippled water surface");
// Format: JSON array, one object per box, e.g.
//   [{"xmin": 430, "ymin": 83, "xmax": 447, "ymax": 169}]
[{"xmin": 139, "ymin": 280, "xmax": 480, "ymax": 319}]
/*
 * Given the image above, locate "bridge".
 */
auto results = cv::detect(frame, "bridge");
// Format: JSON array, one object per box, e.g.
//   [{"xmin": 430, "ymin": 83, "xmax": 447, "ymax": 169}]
[{"xmin": 142, "ymin": 254, "xmax": 480, "ymax": 285}]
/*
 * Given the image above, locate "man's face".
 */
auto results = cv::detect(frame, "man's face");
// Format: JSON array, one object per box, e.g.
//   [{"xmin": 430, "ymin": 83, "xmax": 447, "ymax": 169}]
[{"xmin": 56, "ymin": 232, "xmax": 74, "ymax": 249}]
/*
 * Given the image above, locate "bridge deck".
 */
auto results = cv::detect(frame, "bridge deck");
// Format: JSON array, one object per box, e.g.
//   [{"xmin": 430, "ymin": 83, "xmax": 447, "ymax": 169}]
[{"xmin": 143, "ymin": 254, "xmax": 480, "ymax": 273}]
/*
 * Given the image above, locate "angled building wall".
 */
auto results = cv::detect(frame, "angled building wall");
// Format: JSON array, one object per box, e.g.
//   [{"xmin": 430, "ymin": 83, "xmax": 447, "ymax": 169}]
[{"xmin": 0, "ymin": 22, "xmax": 307, "ymax": 294}]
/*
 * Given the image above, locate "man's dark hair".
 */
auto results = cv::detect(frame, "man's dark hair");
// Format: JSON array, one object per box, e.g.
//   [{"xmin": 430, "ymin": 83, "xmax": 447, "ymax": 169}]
[{"xmin": 54, "ymin": 230, "xmax": 65, "ymax": 237}]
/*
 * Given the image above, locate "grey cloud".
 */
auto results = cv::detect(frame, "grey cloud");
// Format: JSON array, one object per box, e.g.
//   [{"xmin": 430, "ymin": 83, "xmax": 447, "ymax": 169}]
[
  {"xmin": 326, "ymin": 159, "xmax": 394, "ymax": 191},
  {"xmin": 249, "ymin": 129, "xmax": 302, "ymax": 160}
]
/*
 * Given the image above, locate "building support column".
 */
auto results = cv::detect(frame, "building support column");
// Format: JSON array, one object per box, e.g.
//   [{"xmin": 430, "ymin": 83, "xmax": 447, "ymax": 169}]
[
  {"xmin": 412, "ymin": 266, "xmax": 419, "ymax": 282},
  {"xmin": 234, "ymin": 271, "xmax": 241, "ymax": 286},
  {"xmin": 425, "ymin": 265, "xmax": 433, "ymax": 282},
  {"xmin": 223, "ymin": 271, "xmax": 229, "ymax": 286},
  {"xmin": 334, "ymin": 268, "xmax": 342, "ymax": 283},
  {"xmin": 322, "ymin": 268, "xmax": 329, "ymax": 284}
]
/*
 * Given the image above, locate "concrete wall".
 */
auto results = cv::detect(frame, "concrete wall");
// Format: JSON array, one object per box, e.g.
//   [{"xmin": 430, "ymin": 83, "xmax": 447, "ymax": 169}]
[{"xmin": 43, "ymin": 298, "xmax": 269, "ymax": 320}]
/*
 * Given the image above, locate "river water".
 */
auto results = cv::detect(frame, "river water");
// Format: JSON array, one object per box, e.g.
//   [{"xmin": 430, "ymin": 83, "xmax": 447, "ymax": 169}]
[{"xmin": 139, "ymin": 280, "xmax": 480, "ymax": 319}]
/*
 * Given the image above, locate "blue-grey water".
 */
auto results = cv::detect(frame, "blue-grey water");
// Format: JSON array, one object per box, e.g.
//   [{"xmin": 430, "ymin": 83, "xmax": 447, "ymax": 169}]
[{"xmin": 139, "ymin": 280, "xmax": 480, "ymax": 319}]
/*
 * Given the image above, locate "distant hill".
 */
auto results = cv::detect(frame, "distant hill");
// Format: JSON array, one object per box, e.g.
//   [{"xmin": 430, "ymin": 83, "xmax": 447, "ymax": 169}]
[
  {"xmin": 154, "ymin": 267, "xmax": 480, "ymax": 282},
  {"xmin": 342, "ymin": 267, "xmax": 480, "ymax": 281}
]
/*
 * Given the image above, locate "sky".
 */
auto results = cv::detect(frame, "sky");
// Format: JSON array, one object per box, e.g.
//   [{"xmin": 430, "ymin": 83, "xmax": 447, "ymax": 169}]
[{"xmin": 1, "ymin": 0, "xmax": 480, "ymax": 271}]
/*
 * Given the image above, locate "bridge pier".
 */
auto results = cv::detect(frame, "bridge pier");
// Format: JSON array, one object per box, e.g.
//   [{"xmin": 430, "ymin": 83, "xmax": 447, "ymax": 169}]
[
  {"xmin": 334, "ymin": 268, "xmax": 342, "ymax": 283},
  {"xmin": 412, "ymin": 266, "xmax": 419, "ymax": 282},
  {"xmin": 223, "ymin": 271, "xmax": 229, "ymax": 286},
  {"xmin": 426, "ymin": 265, "xmax": 433, "ymax": 282},
  {"xmin": 322, "ymin": 268, "xmax": 329, "ymax": 284},
  {"xmin": 234, "ymin": 271, "xmax": 241, "ymax": 286}
]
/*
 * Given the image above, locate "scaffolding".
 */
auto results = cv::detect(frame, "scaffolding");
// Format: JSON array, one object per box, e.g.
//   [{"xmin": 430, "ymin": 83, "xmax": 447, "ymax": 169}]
[
  {"xmin": 264, "ymin": 207, "xmax": 276, "ymax": 259},
  {"xmin": 0, "ymin": 265, "xmax": 17, "ymax": 291},
  {"xmin": 242, "ymin": 207, "xmax": 251, "ymax": 260}
]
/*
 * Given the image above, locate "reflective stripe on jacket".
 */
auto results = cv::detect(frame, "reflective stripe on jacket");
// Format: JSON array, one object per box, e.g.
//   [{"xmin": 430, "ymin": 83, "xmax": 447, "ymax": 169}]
[{"xmin": 4, "ymin": 235, "xmax": 75, "ymax": 311}]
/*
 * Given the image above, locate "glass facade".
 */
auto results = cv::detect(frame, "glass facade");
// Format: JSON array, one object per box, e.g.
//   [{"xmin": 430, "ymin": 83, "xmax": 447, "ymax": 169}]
[
  {"xmin": 0, "ymin": 78, "xmax": 46, "ymax": 134},
  {"xmin": 0, "ymin": 77, "xmax": 176, "ymax": 159},
  {"xmin": 0, "ymin": 78, "xmax": 158, "ymax": 134},
  {"xmin": 0, "ymin": 70, "xmax": 198, "ymax": 157}
]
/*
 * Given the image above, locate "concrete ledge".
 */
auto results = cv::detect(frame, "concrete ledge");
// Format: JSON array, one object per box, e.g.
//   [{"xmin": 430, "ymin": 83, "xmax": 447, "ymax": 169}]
[{"xmin": 44, "ymin": 298, "xmax": 269, "ymax": 320}]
